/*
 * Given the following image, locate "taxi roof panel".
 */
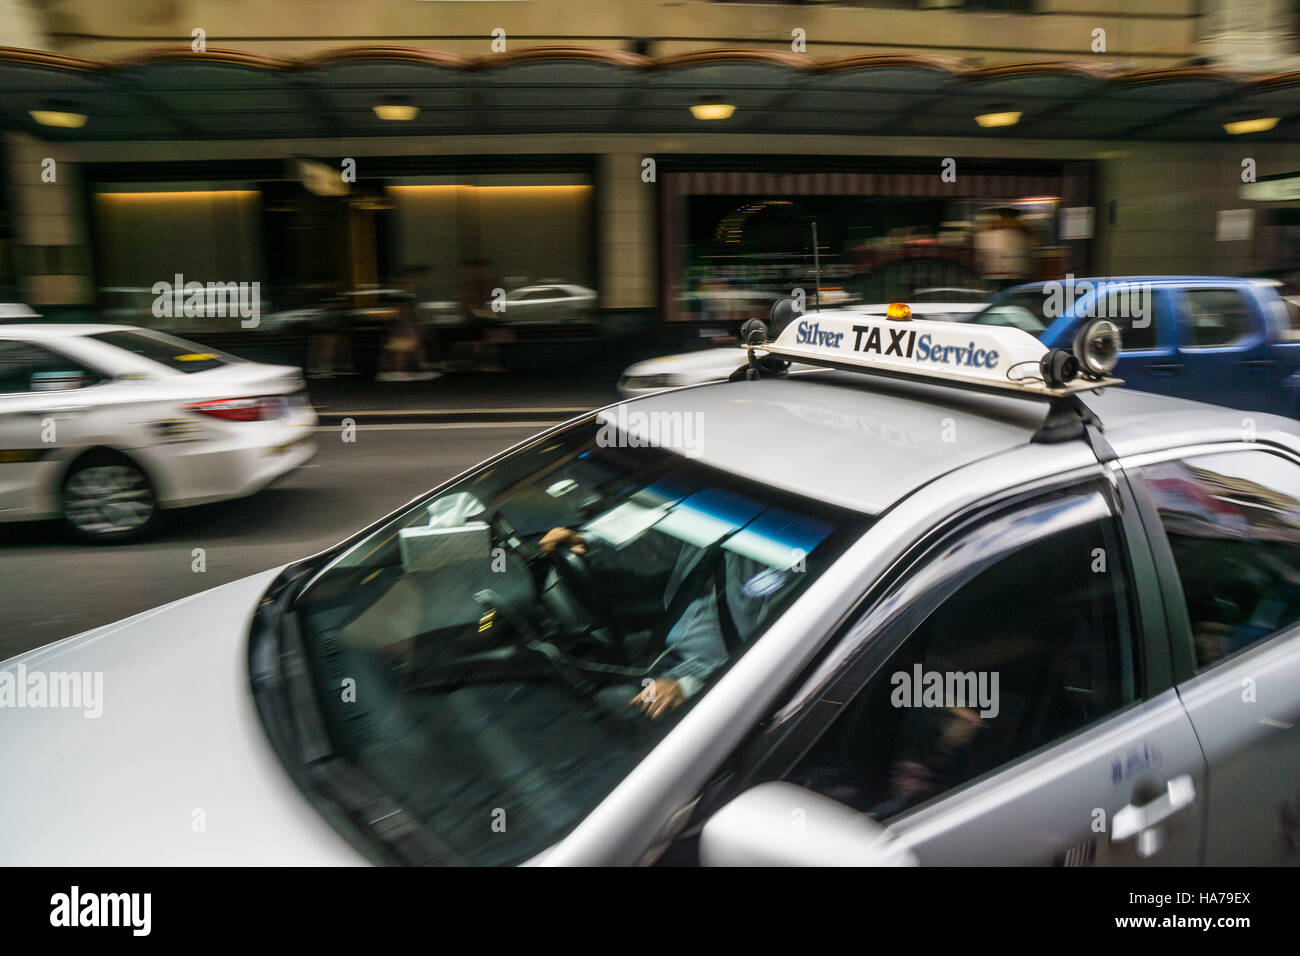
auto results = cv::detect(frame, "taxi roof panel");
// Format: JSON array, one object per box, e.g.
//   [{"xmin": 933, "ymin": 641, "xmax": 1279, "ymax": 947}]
[
  {"xmin": 619, "ymin": 372, "xmax": 1289, "ymax": 515},
  {"xmin": 620, "ymin": 373, "xmax": 1050, "ymax": 514}
]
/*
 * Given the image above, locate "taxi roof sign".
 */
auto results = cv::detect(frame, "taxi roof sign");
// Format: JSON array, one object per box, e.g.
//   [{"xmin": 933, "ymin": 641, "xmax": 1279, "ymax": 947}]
[{"xmin": 750, "ymin": 308, "xmax": 1122, "ymax": 400}]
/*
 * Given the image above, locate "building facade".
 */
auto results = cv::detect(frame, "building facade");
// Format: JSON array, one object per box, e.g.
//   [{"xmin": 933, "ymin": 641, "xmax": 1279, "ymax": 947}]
[{"xmin": 0, "ymin": 0, "xmax": 1298, "ymax": 360}]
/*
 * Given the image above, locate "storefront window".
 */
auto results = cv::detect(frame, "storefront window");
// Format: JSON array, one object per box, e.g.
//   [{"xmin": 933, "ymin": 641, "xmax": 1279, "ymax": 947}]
[
  {"xmin": 666, "ymin": 170, "xmax": 1068, "ymax": 331},
  {"xmin": 91, "ymin": 186, "xmax": 264, "ymax": 333},
  {"xmin": 387, "ymin": 175, "xmax": 595, "ymax": 329}
]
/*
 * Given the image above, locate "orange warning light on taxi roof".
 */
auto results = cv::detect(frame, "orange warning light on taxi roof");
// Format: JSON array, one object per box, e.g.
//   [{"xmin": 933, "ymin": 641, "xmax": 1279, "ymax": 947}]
[{"xmin": 886, "ymin": 302, "xmax": 912, "ymax": 320}]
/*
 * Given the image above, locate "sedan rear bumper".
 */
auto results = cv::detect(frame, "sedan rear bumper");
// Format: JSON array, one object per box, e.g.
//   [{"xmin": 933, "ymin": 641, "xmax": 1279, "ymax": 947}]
[{"xmin": 142, "ymin": 410, "xmax": 319, "ymax": 508}]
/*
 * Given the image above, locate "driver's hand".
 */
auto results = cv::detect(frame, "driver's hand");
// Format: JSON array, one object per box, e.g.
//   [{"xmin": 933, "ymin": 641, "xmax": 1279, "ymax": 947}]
[
  {"xmin": 629, "ymin": 679, "xmax": 686, "ymax": 719},
  {"xmin": 539, "ymin": 527, "xmax": 586, "ymax": 555}
]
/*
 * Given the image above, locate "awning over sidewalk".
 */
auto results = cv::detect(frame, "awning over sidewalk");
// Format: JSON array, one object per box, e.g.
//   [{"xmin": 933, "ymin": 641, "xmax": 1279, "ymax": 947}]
[{"xmin": 3, "ymin": 45, "xmax": 1300, "ymax": 143}]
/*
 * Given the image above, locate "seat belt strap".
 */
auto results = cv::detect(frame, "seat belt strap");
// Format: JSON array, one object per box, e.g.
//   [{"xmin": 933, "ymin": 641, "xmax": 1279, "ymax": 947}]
[{"xmin": 712, "ymin": 556, "xmax": 742, "ymax": 656}]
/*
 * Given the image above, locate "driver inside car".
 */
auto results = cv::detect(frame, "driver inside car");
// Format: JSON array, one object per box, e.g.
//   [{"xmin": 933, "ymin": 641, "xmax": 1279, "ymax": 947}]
[{"xmin": 538, "ymin": 525, "xmax": 791, "ymax": 719}]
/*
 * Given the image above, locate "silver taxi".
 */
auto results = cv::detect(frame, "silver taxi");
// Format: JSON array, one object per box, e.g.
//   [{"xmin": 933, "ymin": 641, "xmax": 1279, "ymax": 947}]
[{"xmin": 2, "ymin": 306, "xmax": 1298, "ymax": 866}]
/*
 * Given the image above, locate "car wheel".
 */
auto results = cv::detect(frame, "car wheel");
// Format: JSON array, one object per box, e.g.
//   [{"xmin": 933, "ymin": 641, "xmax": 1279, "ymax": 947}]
[{"xmin": 60, "ymin": 452, "xmax": 160, "ymax": 544}]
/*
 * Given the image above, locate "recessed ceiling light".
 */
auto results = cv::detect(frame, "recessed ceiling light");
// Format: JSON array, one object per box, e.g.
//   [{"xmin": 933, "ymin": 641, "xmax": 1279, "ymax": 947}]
[
  {"xmin": 1225, "ymin": 116, "xmax": 1279, "ymax": 135},
  {"xmin": 690, "ymin": 102, "xmax": 735, "ymax": 121},
  {"xmin": 374, "ymin": 101, "xmax": 419, "ymax": 121},
  {"xmin": 30, "ymin": 109, "xmax": 86, "ymax": 129},
  {"xmin": 975, "ymin": 111, "xmax": 1021, "ymax": 129}
]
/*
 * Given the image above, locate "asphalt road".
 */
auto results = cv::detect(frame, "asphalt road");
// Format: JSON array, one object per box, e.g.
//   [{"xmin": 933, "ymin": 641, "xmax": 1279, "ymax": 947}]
[{"xmin": 0, "ymin": 423, "xmax": 545, "ymax": 659}]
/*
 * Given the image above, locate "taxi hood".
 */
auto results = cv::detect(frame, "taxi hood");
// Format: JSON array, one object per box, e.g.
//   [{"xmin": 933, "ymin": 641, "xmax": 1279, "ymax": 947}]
[{"xmin": 0, "ymin": 569, "xmax": 364, "ymax": 865}]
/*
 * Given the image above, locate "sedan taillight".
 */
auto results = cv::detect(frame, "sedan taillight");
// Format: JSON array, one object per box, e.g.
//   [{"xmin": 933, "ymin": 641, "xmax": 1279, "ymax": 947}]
[{"xmin": 183, "ymin": 396, "xmax": 286, "ymax": 422}]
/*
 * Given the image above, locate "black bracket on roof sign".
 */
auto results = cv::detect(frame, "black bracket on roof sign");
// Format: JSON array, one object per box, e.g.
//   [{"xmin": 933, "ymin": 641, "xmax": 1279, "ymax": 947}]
[
  {"xmin": 728, "ymin": 347, "xmax": 790, "ymax": 382},
  {"xmin": 1032, "ymin": 393, "xmax": 1105, "ymax": 445}
]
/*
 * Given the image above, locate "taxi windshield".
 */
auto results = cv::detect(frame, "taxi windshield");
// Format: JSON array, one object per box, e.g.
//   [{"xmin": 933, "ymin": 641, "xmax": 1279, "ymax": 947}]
[{"xmin": 293, "ymin": 417, "xmax": 865, "ymax": 865}]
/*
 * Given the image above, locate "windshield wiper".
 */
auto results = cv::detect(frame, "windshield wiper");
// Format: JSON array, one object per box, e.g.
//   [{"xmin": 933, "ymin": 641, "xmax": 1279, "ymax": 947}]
[{"xmin": 249, "ymin": 559, "xmax": 461, "ymax": 865}]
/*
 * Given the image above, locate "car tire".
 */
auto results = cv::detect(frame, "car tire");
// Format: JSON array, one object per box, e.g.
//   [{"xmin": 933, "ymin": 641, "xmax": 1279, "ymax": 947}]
[{"xmin": 60, "ymin": 450, "xmax": 160, "ymax": 544}]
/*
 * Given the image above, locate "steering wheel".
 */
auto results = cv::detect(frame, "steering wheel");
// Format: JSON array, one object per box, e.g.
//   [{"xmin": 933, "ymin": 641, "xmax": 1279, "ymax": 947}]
[
  {"xmin": 542, "ymin": 533, "xmax": 640, "ymax": 658},
  {"xmin": 547, "ymin": 540, "xmax": 604, "ymax": 619},
  {"xmin": 548, "ymin": 538, "xmax": 618, "ymax": 642}
]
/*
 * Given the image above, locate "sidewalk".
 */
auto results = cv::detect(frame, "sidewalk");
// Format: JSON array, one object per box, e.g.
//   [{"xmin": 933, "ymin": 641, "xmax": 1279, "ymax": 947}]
[{"xmin": 305, "ymin": 368, "xmax": 622, "ymax": 424}]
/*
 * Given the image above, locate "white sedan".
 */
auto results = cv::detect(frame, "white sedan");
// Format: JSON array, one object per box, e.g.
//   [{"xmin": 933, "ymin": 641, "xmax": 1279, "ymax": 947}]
[
  {"xmin": 618, "ymin": 300, "xmax": 984, "ymax": 396},
  {"xmin": 501, "ymin": 283, "xmax": 597, "ymax": 325},
  {"xmin": 0, "ymin": 324, "xmax": 317, "ymax": 542}
]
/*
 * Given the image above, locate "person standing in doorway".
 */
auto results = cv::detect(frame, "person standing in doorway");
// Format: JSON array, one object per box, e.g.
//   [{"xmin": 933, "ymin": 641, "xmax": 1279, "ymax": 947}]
[
  {"xmin": 459, "ymin": 259, "xmax": 507, "ymax": 373},
  {"xmin": 376, "ymin": 291, "xmax": 439, "ymax": 382},
  {"xmin": 974, "ymin": 207, "xmax": 1037, "ymax": 293}
]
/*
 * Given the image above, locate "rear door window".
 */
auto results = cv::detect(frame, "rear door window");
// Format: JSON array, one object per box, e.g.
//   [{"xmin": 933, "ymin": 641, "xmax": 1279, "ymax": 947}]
[
  {"xmin": 88, "ymin": 330, "xmax": 236, "ymax": 373},
  {"xmin": 1136, "ymin": 450, "xmax": 1300, "ymax": 670},
  {"xmin": 0, "ymin": 340, "xmax": 103, "ymax": 393}
]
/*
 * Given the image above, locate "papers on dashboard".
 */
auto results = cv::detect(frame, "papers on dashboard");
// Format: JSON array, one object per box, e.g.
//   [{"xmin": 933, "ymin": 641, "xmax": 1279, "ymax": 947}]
[{"xmin": 399, "ymin": 521, "xmax": 491, "ymax": 572}]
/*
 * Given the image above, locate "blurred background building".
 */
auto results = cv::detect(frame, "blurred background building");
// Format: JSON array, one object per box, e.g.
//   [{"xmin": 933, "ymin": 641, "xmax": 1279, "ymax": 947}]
[{"xmin": 2, "ymin": 0, "xmax": 1300, "ymax": 368}]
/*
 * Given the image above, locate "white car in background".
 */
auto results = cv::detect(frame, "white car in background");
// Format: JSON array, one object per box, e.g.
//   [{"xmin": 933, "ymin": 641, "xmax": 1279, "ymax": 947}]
[
  {"xmin": 618, "ymin": 299, "xmax": 985, "ymax": 396},
  {"xmin": 0, "ymin": 303, "xmax": 39, "ymax": 322},
  {"xmin": 501, "ymin": 283, "xmax": 597, "ymax": 325},
  {"xmin": 0, "ymin": 324, "xmax": 317, "ymax": 542}
]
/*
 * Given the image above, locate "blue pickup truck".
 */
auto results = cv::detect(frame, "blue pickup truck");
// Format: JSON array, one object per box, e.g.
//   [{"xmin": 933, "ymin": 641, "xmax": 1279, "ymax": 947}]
[{"xmin": 968, "ymin": 276, "xmax": 1300, "ymax": 416}]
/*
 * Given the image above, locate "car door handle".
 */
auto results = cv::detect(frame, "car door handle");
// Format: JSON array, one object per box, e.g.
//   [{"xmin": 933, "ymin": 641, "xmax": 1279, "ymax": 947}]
[
  {"xmin": 1111, "ymin": 774, "xmax": 1195, "ymax": 857},
  {"xmin": 1234, "ymin": 359, "xmax": 1277, "ymax": 368},
  {"xmin": 1145, "ymin": 363, "xmax": 1185, "ymax": 375}
]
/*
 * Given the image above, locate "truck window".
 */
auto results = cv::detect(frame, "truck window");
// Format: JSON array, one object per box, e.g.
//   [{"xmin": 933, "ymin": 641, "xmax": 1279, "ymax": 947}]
[
  {"xmin": 1096, "ymin": 289, "xmax": 1159, "ymax": 351},
  {"xmin": 1280, "ymin": 296, "xmax": 1300, "ymax": 342},
  {"xmin": 1181, "ymin": 289, "xmax": 1254, "ymax": 348}
]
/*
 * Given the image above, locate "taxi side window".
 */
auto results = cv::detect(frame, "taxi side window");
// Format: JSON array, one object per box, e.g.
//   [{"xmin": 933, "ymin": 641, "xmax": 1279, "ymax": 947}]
[
  {"xmin": 1136, "ymin": 450, "xmax": 1300, "ymax": 670},
  {"xmin": 0, "ymin": 341, "xmax": 99, "ymax": 394},
  {"xmin": 785, "ymin": 504, "xmax": 1137, "ymax": 822},
  {"xmin": 1181, "ymin": 289, "xmax": 1253, "ymax": 348}
]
